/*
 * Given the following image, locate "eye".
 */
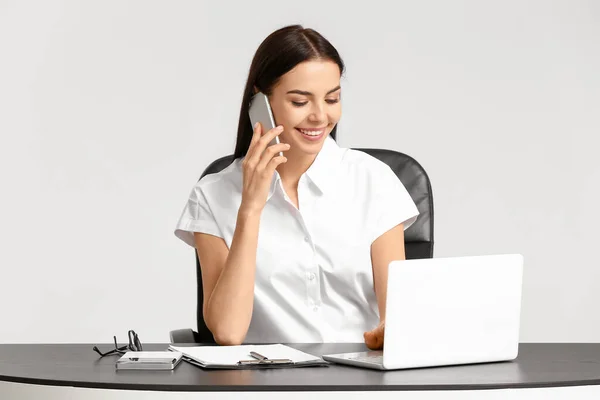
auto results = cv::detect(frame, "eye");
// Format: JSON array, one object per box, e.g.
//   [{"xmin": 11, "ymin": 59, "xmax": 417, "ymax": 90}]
[{"xmin": 292, "ymin": 99, "xmax": 340, "ymax": 107}]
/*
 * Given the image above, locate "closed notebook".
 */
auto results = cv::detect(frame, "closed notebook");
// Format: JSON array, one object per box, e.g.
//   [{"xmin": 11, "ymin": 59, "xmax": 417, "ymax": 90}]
[
  {"xmin": 168, "ymin": 344, "xmax": 329, "ymax": 369},
  {"xmin": 116, "ymin": 351, "xmax": 183, "ymax": 370}
]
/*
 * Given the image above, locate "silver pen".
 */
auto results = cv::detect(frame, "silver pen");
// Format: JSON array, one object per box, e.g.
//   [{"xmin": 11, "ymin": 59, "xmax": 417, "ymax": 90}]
[{"xmin": 237, "ymin": 351, "xmax": 292, "ymax": 364}]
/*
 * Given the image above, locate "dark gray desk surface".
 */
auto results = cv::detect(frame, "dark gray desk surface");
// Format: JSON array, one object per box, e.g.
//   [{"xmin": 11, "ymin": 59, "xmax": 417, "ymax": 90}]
[{"xmin": 1, "ymin": 343, "xmax": 600, "ymax": 392}]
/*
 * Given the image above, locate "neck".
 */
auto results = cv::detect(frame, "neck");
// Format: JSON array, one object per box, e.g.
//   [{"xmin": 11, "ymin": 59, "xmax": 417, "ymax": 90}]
[{"xmin": 276, "ymin": 147, "xmax": 317, "ymax": 189}]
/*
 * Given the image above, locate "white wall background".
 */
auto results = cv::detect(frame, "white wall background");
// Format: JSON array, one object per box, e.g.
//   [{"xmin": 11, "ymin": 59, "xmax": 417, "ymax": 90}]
[{"xmin": 0, "ymin": 0, "xmax": 598, "ymax": 343}]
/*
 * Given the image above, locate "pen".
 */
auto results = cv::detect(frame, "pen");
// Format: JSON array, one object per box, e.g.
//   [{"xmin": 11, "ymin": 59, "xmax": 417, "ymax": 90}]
[
  {"xmin": 250, "ymin": 351, "xmax": 268, "ymax": 361},
  {"xmin": 246, "ymin": 351, "xmax": 292, "ymax": 363}
]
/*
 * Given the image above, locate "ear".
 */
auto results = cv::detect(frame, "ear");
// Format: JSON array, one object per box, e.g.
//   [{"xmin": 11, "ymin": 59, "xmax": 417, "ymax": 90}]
[{"xmin": 253, "ymin": 85, "xmax": 259, "ymax": 95}]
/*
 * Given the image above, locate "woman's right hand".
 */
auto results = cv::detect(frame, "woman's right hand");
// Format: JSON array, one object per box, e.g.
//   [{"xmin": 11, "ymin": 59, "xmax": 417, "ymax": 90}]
[{"xmin": 240, "ymin": 122, "xmax": 290, "ymax": 215}]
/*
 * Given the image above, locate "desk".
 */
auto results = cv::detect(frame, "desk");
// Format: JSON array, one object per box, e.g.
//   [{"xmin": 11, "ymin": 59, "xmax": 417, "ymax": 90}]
[{"xmin": 1, "ymin": 343, "xmax": 600, "ymax": 399}]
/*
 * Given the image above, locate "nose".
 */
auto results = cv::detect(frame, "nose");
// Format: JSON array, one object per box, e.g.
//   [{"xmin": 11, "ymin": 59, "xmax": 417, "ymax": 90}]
[{"xmin": 308, "ymin": 102, "xmax": 327, "ymax": 124}]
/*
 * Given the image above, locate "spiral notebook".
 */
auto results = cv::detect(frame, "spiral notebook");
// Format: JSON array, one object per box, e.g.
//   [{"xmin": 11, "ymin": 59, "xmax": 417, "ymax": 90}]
[{"xmin": 168, "ymin": 344, "xmax": 329, "ymax": 369}]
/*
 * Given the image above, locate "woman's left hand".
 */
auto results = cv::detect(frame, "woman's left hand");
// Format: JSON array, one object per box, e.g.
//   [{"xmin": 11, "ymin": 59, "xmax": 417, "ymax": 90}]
[{"xmin": 363, "ymin": 320, "xmax": 385, "ymax": 350}]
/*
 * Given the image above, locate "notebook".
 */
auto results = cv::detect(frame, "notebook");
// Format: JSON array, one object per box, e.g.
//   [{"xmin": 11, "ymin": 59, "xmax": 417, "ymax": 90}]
[
  {"xmin": 116, "ymin": 351, "xmax": 183, "ymax": 370},
  {"xmin": 168, "ymin": 344, "xmax": 329, "ymax": 369}
]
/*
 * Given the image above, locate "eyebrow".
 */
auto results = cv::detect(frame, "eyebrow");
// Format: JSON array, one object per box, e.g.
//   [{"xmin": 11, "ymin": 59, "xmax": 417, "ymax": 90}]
[{"xmin": 286, "ymin": 85, "xmax": 341, "ymax": 96}]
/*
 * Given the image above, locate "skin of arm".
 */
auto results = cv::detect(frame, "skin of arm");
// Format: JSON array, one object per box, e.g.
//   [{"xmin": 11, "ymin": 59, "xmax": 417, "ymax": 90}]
[
  {"xmin": 364, "ymin": 223, "xmax": 406, "ymax": 349},
  {"xmin": 193, "ymin": 207, "xmax": 262, "ymax": 345}
]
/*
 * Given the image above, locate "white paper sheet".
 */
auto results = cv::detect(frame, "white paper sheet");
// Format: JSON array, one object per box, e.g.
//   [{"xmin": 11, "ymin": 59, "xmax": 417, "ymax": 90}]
[{"xmin": 168, "ymin": 344, "xmax": 321, "ymax": 365}]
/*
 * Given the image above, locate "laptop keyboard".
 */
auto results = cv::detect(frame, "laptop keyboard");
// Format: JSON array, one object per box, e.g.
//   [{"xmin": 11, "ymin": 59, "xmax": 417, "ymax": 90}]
[{"xmin": 347, "ymin": 353, "xmax": 384, "ymax": 364}]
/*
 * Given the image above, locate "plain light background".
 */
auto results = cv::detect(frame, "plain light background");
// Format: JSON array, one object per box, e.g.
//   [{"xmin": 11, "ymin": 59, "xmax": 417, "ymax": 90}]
[{"xmin": 0, "ymin": 0, "xmax": 598, "ymax": 343}]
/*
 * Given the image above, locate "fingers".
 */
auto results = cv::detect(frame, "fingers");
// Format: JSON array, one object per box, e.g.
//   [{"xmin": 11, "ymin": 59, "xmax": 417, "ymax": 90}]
[
  {"xmin": 364, "ymin": 332, "xmax": 383, "ymax": 350},
  {"xmin": 256, "ymin": 142, "xmax": 290, "ymax": 172},
  {"xmin": 246, "ymin": 122, "xmax": 262, "ymax": 158},
  {"xmin": 264, "ymin": 154, "xmax": 288, "ymax": 175},
  {"xmin": 239, "ymin": 123, "xmax": 288, "ymax": 213},
  {"xmin": 246, "ymin": 125, "xmax": 284, "ymax": 167},
  {"xmin": 363, "ymin": 331, "xmax": 375, "ymax": 350},
  {"xmin": 242, "ymin": 124, "xmax": 262, "ymax": 173},
  {"xmin": 363, "ymin": 325, "xmax": 385, "ymax": 350}
]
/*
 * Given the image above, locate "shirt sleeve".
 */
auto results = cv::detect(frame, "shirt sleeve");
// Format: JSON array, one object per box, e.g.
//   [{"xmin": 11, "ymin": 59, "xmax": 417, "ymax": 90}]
[
  {"xmin": 369, "ymin": 164, "xmax": 420, "ymax": 245},
  {"xmin": 174, "ymin": 183, "xmax": 223, "ymax": 248}
]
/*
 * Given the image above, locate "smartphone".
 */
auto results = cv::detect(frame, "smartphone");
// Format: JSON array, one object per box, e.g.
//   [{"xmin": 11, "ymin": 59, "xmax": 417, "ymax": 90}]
[{"xmin": 249, "ymin": 92, "xmax": 284, "ymax": 157}]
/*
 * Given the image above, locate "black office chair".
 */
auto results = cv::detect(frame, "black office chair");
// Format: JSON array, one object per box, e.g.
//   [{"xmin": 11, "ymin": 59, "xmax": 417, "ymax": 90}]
[{"xmin": 170, "ymin": 148, "xmax": 434, "ymax": 344}]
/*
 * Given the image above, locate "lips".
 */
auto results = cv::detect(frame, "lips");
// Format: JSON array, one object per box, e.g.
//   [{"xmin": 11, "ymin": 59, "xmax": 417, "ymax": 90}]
[
  {"xmin": 297, "ymin": 128, "xmax": 325, "ymax": 136},
  {"xmin": 296, "ymin": 127, "xmax": 326, "ymax": 141}
]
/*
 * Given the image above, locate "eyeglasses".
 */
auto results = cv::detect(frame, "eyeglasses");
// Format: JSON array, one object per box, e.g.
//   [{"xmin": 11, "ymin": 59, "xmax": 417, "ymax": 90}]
[{"xmin": 93, "ymin": 330, "xmax": 143, "ymax": 357}]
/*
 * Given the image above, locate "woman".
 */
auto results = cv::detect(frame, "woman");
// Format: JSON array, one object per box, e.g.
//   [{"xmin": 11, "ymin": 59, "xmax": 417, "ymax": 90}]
[{"xmin": 175, "ymin": 25, "xmax": 419, "ymax": 349}]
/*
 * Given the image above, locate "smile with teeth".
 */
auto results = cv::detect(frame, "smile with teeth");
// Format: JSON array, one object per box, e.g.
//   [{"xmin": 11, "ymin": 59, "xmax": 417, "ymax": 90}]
[{"xmin": 297, "ymin": 128, "xmax": 326, "ymax": 136}]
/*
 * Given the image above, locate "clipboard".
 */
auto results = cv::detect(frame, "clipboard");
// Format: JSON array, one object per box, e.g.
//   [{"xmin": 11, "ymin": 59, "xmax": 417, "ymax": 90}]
[
  {"xmin": 169, "ymin": 344, "xmax": 330, "ymax": 370},
  {"xmin": 181, "ymin": 356, "xmax": 328, "ymax": 369}
]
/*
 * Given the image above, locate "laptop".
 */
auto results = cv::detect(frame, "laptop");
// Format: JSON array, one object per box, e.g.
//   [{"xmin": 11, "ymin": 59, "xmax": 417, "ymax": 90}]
[{"xmin": 322, "ymin": 254, "xmax": 524, "ymax": 370}]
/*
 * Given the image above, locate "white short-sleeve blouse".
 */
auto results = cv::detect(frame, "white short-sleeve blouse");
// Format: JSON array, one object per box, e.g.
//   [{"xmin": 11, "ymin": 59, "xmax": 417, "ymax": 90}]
[{"xmin": 175, "ymin": 136, "xmax": 419, "ymax": 343}]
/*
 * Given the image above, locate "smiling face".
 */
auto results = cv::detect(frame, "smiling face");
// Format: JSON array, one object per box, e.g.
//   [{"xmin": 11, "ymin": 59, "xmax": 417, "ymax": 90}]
[{"xmin": 266, "ymin": 59, "xmax": 342, "ymax": 157}]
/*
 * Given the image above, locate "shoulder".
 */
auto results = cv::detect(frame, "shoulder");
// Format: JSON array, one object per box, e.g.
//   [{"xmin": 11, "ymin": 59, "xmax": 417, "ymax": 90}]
[
  {"xmin": 343, "ymin": 148, "xmax": 391, "ymax": 170},
  {"xmin": 191, "ymin": 158, "xmax": 243, "ymax": 199},
  {"xmin": 338, "ymin": 148, "xmax": 396, "ymax": 185}
]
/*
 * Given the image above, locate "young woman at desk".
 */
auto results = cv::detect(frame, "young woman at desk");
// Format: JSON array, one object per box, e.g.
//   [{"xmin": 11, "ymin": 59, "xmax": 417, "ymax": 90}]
[{"xmin": 175, "ymin": 25, "xmax": 419, "ymax": 350}]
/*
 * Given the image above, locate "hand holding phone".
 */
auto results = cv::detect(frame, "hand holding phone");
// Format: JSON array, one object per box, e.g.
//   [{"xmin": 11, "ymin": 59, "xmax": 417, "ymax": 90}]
[{"xmin": 240, "ymin": 120, "xmax": 290, "ymax": 214}]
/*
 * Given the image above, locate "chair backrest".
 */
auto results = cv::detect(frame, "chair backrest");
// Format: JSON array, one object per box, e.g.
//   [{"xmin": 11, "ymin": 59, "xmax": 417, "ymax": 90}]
[{"xmin": 192, "ymin": 148, "xmax": 434, "ymax": 343}]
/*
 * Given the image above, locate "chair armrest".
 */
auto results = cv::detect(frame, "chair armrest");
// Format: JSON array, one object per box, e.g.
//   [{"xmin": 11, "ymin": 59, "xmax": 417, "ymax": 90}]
[{"xmin": 169, "ymin": 328, "xmax": 199, "ymax": 344}]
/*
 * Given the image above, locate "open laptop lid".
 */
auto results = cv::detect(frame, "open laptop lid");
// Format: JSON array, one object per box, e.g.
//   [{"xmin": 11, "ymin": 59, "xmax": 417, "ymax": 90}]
[{"xmin": 383, "ymin": 254, "xmax": 524, "ymax": 370}]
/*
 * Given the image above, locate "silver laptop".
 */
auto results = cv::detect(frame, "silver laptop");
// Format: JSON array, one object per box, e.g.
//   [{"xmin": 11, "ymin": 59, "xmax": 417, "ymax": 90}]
[{"xmin": 322, "ymin": 254, "xmax": 523, "ymax": 370}]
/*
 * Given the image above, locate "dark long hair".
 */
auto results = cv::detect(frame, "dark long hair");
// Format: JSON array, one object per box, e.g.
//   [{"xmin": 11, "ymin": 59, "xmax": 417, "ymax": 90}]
[{"xmin": 233, "ymin": 25, "xmax": 345, "ymax": 160}]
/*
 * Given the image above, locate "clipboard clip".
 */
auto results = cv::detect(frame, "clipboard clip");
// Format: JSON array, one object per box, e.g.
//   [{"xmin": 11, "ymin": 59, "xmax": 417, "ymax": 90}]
[{"xmin": 237, "ymin": 351, "xmax": 293, "ymax": 365}]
